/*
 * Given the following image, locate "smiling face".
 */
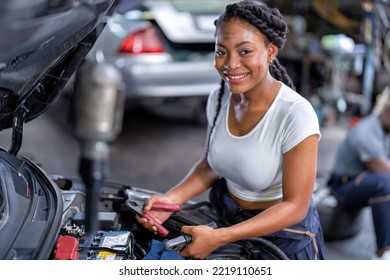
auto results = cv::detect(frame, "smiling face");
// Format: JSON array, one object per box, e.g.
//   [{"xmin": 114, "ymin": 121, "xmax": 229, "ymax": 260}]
[{"xmin": 214, "ymin": 18, "xmax": 278, "ymax": 95}]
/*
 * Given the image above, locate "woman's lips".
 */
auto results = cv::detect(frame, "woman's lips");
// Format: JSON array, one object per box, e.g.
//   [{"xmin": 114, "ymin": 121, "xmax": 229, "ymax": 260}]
[{"xmin": 224, "ymin": 73, "xmax": 249, "ymax": 83}]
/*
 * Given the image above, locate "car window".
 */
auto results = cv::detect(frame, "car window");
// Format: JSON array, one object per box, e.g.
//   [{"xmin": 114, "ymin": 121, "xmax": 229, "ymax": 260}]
[{"xmin": 170, "ymin": 0, "xmax": 239, "ymax": 14}]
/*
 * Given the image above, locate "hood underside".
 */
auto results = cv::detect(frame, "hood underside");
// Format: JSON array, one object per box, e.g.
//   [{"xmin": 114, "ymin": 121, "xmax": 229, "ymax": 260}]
[{"xmin": 0, "ymin": 0, "xmax": 118, "ymax": 131}]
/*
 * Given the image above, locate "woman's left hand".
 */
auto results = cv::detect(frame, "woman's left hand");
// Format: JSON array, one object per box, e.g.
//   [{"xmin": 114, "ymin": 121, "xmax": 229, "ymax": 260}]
[{"xmin": 179, "ymin": 225, "xmax": 225, "ymax": 259}]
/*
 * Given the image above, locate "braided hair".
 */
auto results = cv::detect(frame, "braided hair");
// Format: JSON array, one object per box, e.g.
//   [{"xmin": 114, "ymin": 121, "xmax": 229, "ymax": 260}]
[{"xmin": 205, "ymin": 0, "xmax": 294, "ymax": 155}]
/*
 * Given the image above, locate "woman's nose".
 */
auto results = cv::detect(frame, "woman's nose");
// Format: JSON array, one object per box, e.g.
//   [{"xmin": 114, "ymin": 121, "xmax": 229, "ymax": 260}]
[{"xmin": 224, "ymin": 56, "xmax": 241, "ymax": 70}]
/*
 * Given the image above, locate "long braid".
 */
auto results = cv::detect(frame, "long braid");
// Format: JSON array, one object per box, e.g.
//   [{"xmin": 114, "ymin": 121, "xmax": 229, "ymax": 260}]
[
  {"xmin": 270, "ymin": 58, "xmax": 295, "ymax": 90},
  {"xmin": 205, "ymin": 79, "xmax": 225, "ymax": 156},
  {"xmin": 214, "ymin": 0, "xmax": 295, "ymax": 89}
]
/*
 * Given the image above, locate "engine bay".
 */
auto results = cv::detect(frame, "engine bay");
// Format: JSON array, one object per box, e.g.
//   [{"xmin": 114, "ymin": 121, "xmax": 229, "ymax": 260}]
[{"xmin": 51, "ymin": 176, "xmax": 288, "ymax": 260}]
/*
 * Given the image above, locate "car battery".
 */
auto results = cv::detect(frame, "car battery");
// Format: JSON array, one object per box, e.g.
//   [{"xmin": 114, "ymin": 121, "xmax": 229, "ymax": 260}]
[{"xmin": 82, "ymin": 230, "xmax": 135, "ymax": 260}]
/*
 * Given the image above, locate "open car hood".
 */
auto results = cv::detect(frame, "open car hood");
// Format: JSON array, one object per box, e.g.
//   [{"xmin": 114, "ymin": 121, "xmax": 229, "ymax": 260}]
[
  {"xmin": 0, "ymin": 0, "xmax": 118, "ymax": 131},
  {"xmin": 0, "ymin": 149, "xmax": 64, "ymax": 259}
]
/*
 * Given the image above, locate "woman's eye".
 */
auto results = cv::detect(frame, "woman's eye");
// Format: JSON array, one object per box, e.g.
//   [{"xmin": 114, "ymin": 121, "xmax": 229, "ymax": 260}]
[
  {"xmin": 215, "ymin": 50, "xmax": 226, "ymax": 57},
  {"xmin": 240, "ymin": 49, "xmax": 252, "ymax": 55}
]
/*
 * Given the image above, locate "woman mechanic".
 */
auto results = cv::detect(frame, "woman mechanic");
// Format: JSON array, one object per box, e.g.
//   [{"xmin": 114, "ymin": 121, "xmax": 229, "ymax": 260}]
[{"xmin": 136, "ymin": 0, "xmax": 326, "ymax": 260}]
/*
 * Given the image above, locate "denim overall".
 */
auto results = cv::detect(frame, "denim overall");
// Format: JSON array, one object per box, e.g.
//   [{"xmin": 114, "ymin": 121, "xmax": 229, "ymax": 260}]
[
  {"xmin": 209, "ymin": 178, "xmax": 326, "ymax": 260},
  {"xmin": 329, "ymin": 172, "xmax": 390, "ymax": 251}
]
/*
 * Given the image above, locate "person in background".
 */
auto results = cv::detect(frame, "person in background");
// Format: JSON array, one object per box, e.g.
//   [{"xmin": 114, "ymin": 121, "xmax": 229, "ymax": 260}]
[
  {"xmin": 328, "ymin": 87, "xmax": 390, "ymax": 260},
  {"xmin": 136, "ymin": 0, "xmax": 325, "ymax": 260}
]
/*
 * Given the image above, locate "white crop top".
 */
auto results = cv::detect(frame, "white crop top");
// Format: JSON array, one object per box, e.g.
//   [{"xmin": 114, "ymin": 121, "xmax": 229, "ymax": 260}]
[{"xmin": 206, "ymin": 83, "xmax": 320, "ymax": 202}]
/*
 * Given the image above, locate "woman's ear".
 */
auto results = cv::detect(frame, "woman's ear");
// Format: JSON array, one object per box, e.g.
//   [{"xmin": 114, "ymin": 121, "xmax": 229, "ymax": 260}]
[{"xmin": 267, "ymin": 43, "xmax": 278, "ymax": 62}]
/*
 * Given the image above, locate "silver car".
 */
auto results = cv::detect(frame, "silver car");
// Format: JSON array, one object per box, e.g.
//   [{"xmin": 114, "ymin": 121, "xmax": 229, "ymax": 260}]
[{"xmin": 84, "ymin": 0, "xmax": 240, "ymax": 122}]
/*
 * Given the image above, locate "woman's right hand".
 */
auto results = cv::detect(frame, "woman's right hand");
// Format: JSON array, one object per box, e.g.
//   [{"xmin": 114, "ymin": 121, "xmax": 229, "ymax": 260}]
[{"xmin": 135, "ymin": 195, "xmax": 176, "ymax": 235}]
